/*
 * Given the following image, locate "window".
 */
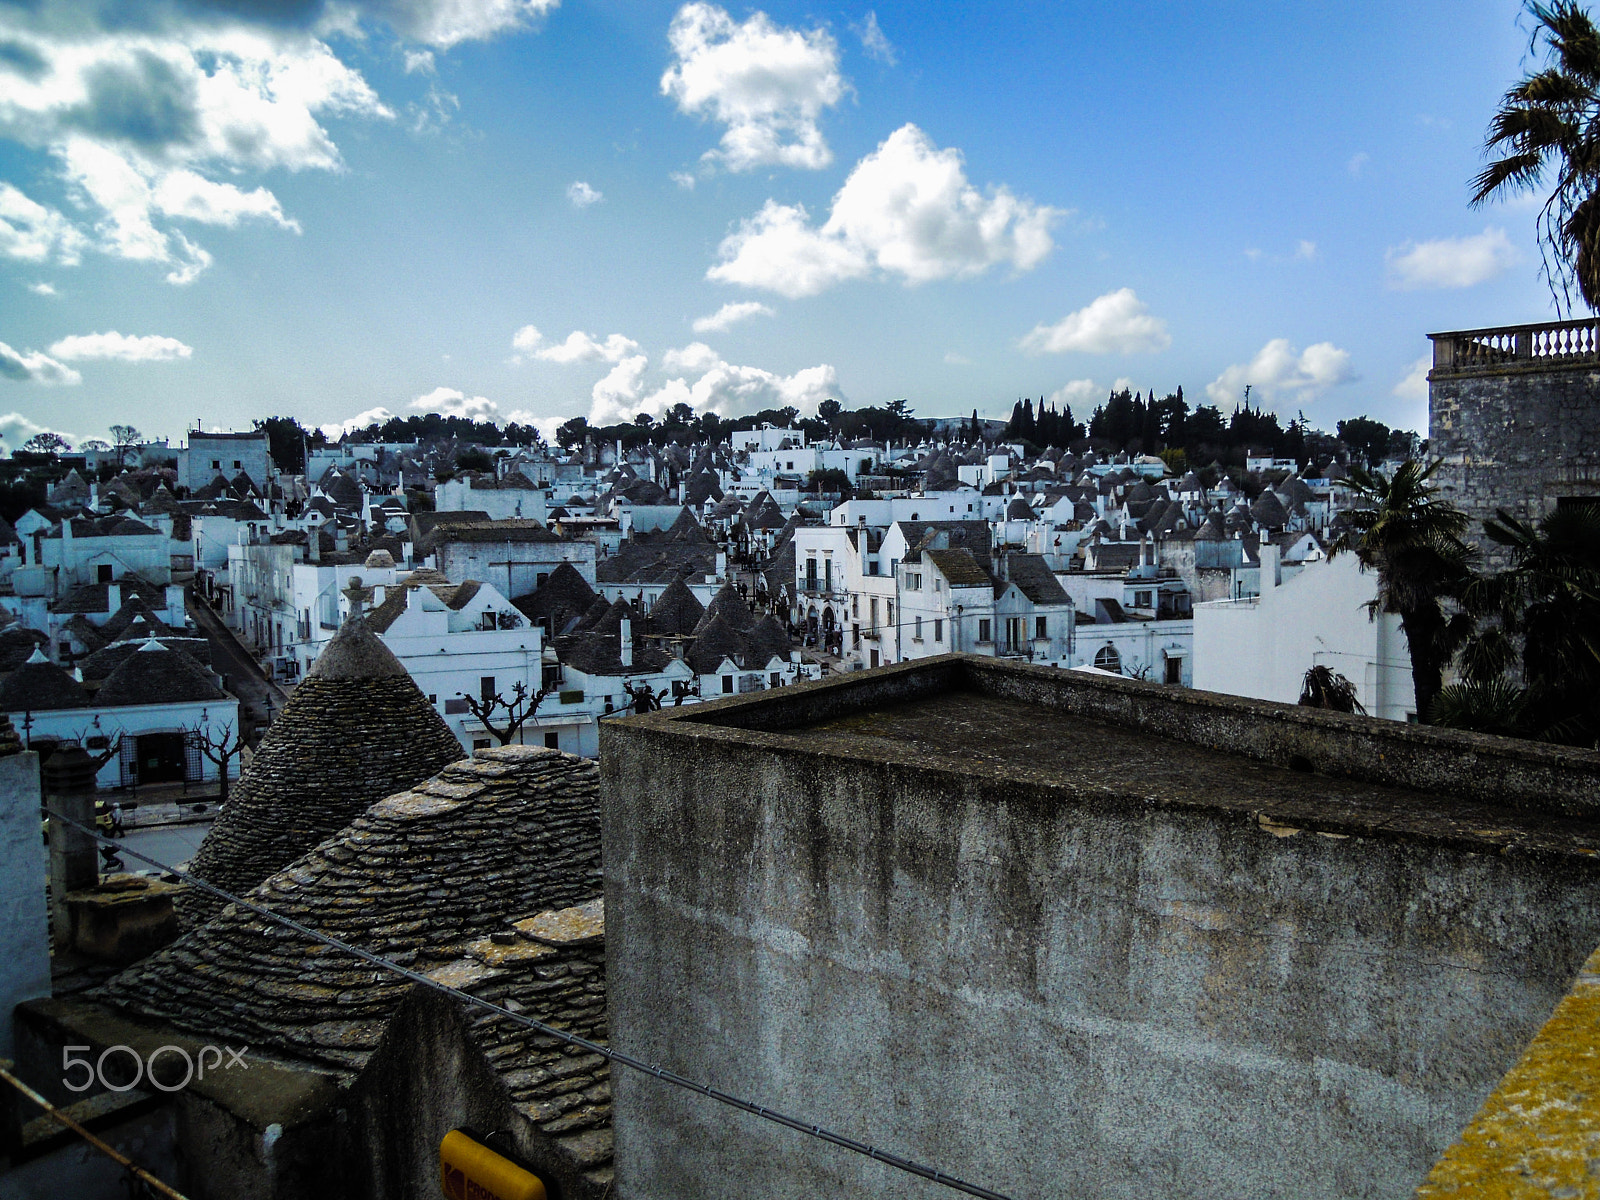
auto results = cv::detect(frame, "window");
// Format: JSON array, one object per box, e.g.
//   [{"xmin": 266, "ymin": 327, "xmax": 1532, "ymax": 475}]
[
  {"xmin": 934, "ymin": 619, "xmax": 942, "ymax": 642},
  {"xmin": 473, "ymin": 738, "xmax": 491, "ymax": 751},
  {"xmin": 1094, "ymin": 644, "xmax": 1122, "ymax": 673},
  {"xmin": 978, "ymin": 618, "xmax": 992, "ymax": 643},
  {"xmin": 1036, "ymin": 616, "xmax": 1048, "ymax": 639},
  {"xmin": 1134, "ymin": 590, "xmax": 1153, "ymax": 608},
  {"xmin": 542, "ymin": 664, "xmax": 561, "ymax": 691},
  {"xmin": 1005, "ymin": 617, "xmax": 1023, "ymax": 650},
  {"xmin": 544, "ymin": 731, "xmax": 560, "ymax": 748},
  {"xmin": 886, "ymin": 601, "xmax": 893, "ymax": 626},
  {"xmin": 536, "ymin": 572, "xmax": 549, "ymax": 588},
  {"xmin": 824, "ymin": 559, "xmax": 833, "ymax": 592},
  {"xmin": 906, "ymin": 572, "xmax": 921, "ymax": 590},
  {"xmin": 770, "ymin": 672, "xmax": 782, "ymax": 687},
  {"xmin": 444, "ymin": 697, "xmax": 470, "ymax": 714},
  {"xmin": 1165, "ymin": 657, "xmax": 1182, "ymax": 686},
  {"xmin": 852, "ymin": 595, "xmax": 859, "ymax": 618},
  {"xmin": 914, "ymin": 616, "xmax": 923, "ymax": 640},
  {"xmin": 480, "ymin": 676, "xmax": 496, "ymax": 700},
  {"xmin": 869, "ymin": 560, "xmax": 879, "ymax": 576},
  {"xmin": 852, "ymin": 624, "xmax": 860, "ymax": 650},
  {"xmin": 428, "ymin": 694, "xmax": 437, "ymax": 706},
  {"xmin": 722, "ymin": 675, "xmax": 734, "ymax": 694},
  {"xmin": 869, "ymin": 597, "xmax": 879, "ymax": 629},
  {"xmin": 97, "ymin": 564, "xmax": 113, "ymax": 583},
  {"xmin": 211, "ymin": 459, "xmax": 221, "ymax": 469},
  {"xmin": 233, "ymin": 459, "xmax": 242, "ymax": 469},
  {"xmin": 806, "ymin": 558, "xmax": 818, "ymax": 589}
]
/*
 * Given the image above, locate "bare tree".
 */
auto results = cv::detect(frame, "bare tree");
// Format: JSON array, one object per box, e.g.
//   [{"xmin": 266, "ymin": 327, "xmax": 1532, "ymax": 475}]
[
  {"xmin": 460, "ymin": 681, "xmax": 550, "ymax": 746},
  {"xmin": 188, "ymin": 721, "xmax": 248, "ymax": 802},
  {"xmin": 621, "ymin": 680, "xmax": 669, "ymax": 714}
]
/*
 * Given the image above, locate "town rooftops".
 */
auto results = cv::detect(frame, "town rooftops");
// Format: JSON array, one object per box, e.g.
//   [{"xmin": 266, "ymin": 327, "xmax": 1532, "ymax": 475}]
[
  {"xmin": 924, "ymin": 547, "xmax": 991, "ymax": 588},
  {"xmin": 0, "ymin": 648, "xmax": 89, "ymax": 711},
  {"xmin": 96, "ymin": 639, "xmax": 226, "ymax": 706}
]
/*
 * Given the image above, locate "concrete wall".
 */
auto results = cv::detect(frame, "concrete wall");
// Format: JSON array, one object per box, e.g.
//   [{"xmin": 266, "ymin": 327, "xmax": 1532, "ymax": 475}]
[
  {"xmin": 1194, "ymin": 549, "xmax": 1414, "ymax": 721},
  {"xmin": 600, "ymin": 660, "xmax": 1600, "ymax": 1200},
  {"xmin": 0, "ymin": 750, "xmax": 46, "ymax": 1061},
  {"xmin": 1429, "ymin": 359, "xmax": 1600, "ymax": 563}
]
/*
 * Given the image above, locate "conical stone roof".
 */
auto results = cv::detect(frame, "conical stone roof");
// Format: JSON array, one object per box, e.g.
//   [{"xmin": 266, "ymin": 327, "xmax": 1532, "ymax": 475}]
[{"xmin": 179, "ymin": 616, "xmax": 462, "ymax": 927}]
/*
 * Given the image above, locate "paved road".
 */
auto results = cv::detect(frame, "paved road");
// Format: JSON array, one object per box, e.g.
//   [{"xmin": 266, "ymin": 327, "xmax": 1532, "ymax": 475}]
[
  {"xmin": 187, "ymin": 588, "xmax": 288, "ymax": 742},
  {"xmin": 115, "ymin": 819, "xmax": 213, "ymax": 875}
]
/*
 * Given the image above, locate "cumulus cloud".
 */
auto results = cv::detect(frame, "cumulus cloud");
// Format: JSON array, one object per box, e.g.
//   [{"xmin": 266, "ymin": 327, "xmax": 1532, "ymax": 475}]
[
  {"xmin": 943, "ymin": 351, "xmax": 972, "ymax": 366},
  {"xmin": 0, "ymin": 17, "xmax": 392, "ymax": 282},
  {"xmin": 1393, "ymin": 354, "xmax": 1431, "ymax": 400},
  {"xmin": 1020, "ymin": 289, "xmax": 1170, "ymax": 356},
  {"xmin": 587, "ymin": 345, "xmax": 838, "ymax": 428},
  {"xmin": 853, "ymin": 11, "xmax": 897, "ymax": 65},
  {"xmin": 1206, "ymin": 338, "xmax": 1355, "ymax": 409},
  {"xmin": 0, "ymin": 341, "xmax": 81, "ymax": 385},
  {"xmin": 318, "ymin": 405, "xmax": 395, "ymax": 441},
  {"xmin": 1047, "ymin": 378, "xmax": 1101, "ymax": 417},
  {"xmin": 0, "ymin": 182, "xmax": 86, "ymax": 264},
  {"xmin": 692, "ymin": 300, "xmax": 773, "ymax": 333},
  {"xmin": 410, "ymin": 386, "xmax": 499, "ymax": 421},
  {"xmin": 710, "ymin": 123, "xmax": 1062, "ymax": 297},
  {"xmin": 566, "ymin": 180, "xmax": 602, "ymax": 208},
  {"xmin": 0, "ymin": 411, "xmax": 76, "ymax": 452},
  {"xmin": 534, "ymin": 331, "xmax": 642, "ymax": 364},
  {"xmin": 511, "ymin": 324, "xmax": 543, "ymax": 354},
  {"xmin": 1387, "ymin": 227, "xmax": 1518, "ymax": 290},
  {"xmin": 661, "ymin": 2, "xmax": 846, "ymax": 172},
  {"xmin": 48, "ymin": 331, "xmax": 193, "ymax": 362},
  {"xmin": 29, "ymin": 281, "xmax": 56, "ymax": 296},
  {"xmin": 670, "ymin": 170, "xmax": 697, "ymax": 190}
]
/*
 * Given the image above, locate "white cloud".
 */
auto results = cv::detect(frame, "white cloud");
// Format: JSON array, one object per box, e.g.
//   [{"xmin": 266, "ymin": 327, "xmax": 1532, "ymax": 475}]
[
  {"xmin": 0, "ymin": 411, "xmax": 76, "ymax": 452},
  {"xmin": 566, "ymin": 180, "xmax": 602, "ymax": 208},
  {"xmin": 853, "ymin": 11, "xmax": 897, "ymax": 65},
  {"xmin": 319, "ymin": 406, "xmax": 395, "ymax": 440},
  {"xmin": 710, "ymin": 123, "xmax": 1063, "ymax": 297},
  {"xmin": 48, "ymin": 331, "xmax": 193, "ymax": 362},
  {"xmin": 0, "ymin": 183, "xmax": 86, "ymax": 264},
  {"xmin": 670, "ymin": 170, "xmax": 697, "ymax": 190},
  {"xmin": 153, "ymin": 170, "xmax": 301, "ymax": 231},
  {"xmin": 0, "ymin": 21, "xmax": 392, "ymax": 282},
  {"xmin": 0, "ymin": 341, "xmax": 81, "ymax": 386},
  {"xmin": 588, "ymin": 355, "xmax": 652, "ymax": 425},
  {"xmin": 376, "ymin": 0, "xmax": 560, "ymax": 49},
  {"xmin": 501, "ymin": 410, "xmax": 566, "ymax": 443},
  {"xmin": 1019, "ymin": 288, "xmax": 1170, "ymax": 355},
  {"xmin": 692, "ymin": 300, "xmax": 774, "ymax": 333},
  {"xmin": 588, "ymin": 350, "xmax": 838, "ymax": 427},
  {"xmin": 404, "ymin": 49, "xmax": 436, "ymax": 73},
  {"xmin": 534, "ymin": 331, "xmax": 642, "ymax": 364},
  {"xmin": 1295, "ymin": 240, "xmax": 1316, "ymax": 260},
  {"xmin": 661, "ymin": 2, "xmax": 846, "ymax": 172},
  {"xmin": 1386, "ymin": 227, "xmax": 1518, "ymax": 290},
  {"xmin": 511, "ymin": 325, "xmax": 543, "ymax": 353},
  {"xmin": 1393, "ymin": 354, "xmax": 1431, "ymax": 400},
  {"xmin": 662, "ymin": 342, "xmax": 721, "ymax": 374},
  {"xmin": 1206, "ymin": 338, "xmax": 1355, "ymax": 409},
  {"xmin": 943, "ymin": 351, "xmax": 972, "ymax": 366},
  {"xmin": 1047, "ymin": 378, "xmax": 1100, "ymax": 417},
  {"xmin": 1347, "ymin": 151, "xmax": 1369, "ymax": 177},
  {"xmin": 29, "ymin": 282, "xmax": 57, "ymax": 296},
  {"xmin": 410, "ymin": 386, "xmax": 498, "ymax": 421}
]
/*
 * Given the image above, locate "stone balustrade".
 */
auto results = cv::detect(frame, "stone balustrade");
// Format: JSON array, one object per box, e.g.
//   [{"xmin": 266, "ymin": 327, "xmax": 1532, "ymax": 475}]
[{"xmin": 1430, "ymin": 318, "xmax": 1600, "ymax": 373}]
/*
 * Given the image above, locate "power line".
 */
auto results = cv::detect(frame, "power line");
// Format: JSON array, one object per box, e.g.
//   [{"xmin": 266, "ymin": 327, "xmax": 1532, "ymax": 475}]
[{"xmin": 47, "ymin": 809, "xmax": 1019, "ymax": 1200}]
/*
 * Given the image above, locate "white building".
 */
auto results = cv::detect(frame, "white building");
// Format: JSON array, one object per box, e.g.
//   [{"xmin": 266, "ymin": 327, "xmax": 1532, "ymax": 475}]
[
  {"xmin": 182, "ymin": 431, "xmax": 272, "ymax": 493},
  {"xmin": 1192, "ymin": 544, "xmax": 1415, "ymax": 721},
  {"xmin": 435, "ymin": 473, "xmax": 549, "ymax": 522}
]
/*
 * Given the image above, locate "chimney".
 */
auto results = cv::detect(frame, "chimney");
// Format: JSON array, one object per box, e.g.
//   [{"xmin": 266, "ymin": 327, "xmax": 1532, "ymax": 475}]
[
  {"xmin": 334, "ymin": 524, "xmax": 348, "ymax": 553},
  {"xmin": 105, "ymin": 581, "xmax": 121, "ymax": 616},
  {"xmin": 715, "ymin": 548, "xmax": 727, "ymax": 579},
  {"xmin": 1140, "ymin": 535, "xmax": 1150, "ymax": 568},
  {"xmin": 620, "ymin": 617, "xmax": 633, "ymax": 668},
  {"xmin": 309, "ymin": 529, "xmax": 321, "ymax": 563}
]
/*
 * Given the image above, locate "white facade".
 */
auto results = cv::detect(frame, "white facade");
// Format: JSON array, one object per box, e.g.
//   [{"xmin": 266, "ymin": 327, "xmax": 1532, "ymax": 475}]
[
  {"xmin": 183, "ymin": 432, "xmax": 271, "ymax": 491},
  {"xmin": 435, "ymin": 476, "xmax": 548, "ymax": 522},
  {"xmin": 1192, "ymin": 545, "xmax": 1415, "ymax": 721},
  {"xmin": 13, "ymin": 696, "xmax": 241, "ymax": 790}
]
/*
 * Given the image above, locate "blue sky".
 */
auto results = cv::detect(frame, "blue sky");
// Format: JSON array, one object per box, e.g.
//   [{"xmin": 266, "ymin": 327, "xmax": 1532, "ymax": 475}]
[{"xmin": 0, "ymin": 0, "xmax": 1564, "ymax": 450}]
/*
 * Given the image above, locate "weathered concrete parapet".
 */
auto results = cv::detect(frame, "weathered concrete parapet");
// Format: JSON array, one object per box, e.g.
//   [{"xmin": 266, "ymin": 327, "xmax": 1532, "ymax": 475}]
[
  {"xmin": 602, "ymin": 655, "xmax": 1600, "ymax": 1200},
  {"xmin": 1427, "ymin": 319, "xmax": 1600, "ymax": 562}
]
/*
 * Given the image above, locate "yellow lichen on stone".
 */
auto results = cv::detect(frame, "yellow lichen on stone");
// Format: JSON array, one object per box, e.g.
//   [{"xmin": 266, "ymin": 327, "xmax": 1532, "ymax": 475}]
[
  {"xmin": 1417, "ymin": 946, "xmax": 1600, "ymax": 1198},
  {"xmin": 514, "ymin": 898, "xmax": 605, "ymax": 947}
]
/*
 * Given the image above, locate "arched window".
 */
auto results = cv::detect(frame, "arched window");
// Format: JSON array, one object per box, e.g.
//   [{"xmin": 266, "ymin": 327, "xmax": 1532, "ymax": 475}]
[{"xmin": 1094, "ymin": 643, "xmax": 1121, "ymax": 674}]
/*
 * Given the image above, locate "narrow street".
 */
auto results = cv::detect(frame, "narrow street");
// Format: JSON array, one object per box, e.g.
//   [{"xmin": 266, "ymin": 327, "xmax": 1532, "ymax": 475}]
[{"xmin": 186, "ymin": 587, "xmax": 290, "ymax": 742}]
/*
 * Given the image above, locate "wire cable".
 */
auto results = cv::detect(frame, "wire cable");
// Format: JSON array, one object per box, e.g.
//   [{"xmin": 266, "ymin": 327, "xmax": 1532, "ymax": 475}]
[
  {"xmin": 0, "ymin": 1061, "xmax": 189, "ymax": 1200},
  {"xmin": 45, "ymin": 808, "xmax": 1019, "ymax": 1200}
]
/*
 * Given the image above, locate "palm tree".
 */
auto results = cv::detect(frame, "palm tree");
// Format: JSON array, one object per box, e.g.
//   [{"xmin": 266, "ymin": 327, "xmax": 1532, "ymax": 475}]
[
  {"xmin": 1298, "ymin": 665, "xmax": 1366, "ymax": 714},
  {"xmin": 1329, "ymin": 460, "xmax": 1474, "ymax": 723},
  {"xmin": 1472, "ymin": 1, "xmax": 1600, "ymax": 312},
  {"xmin": 1448, "ymin": 502, "xmax": 1600, "ymax": 744}
]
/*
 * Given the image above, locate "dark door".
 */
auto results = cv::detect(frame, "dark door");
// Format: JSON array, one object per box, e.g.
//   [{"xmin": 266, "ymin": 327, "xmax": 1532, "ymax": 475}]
[{"xmin": 137, "ymin": 732, "xmax": 188, "ymax": 783}]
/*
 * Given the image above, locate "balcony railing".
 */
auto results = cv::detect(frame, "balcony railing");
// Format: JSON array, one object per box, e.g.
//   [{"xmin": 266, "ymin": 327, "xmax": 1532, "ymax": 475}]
[{"xmin": 1430, "ymin": 318, "xmax": 1600, "ymax": 374}]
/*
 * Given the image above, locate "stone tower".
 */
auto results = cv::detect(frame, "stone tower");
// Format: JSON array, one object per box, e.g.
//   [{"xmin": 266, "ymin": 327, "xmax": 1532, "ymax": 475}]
[{"xmin": 179, "ymin": 615, "xmax": 462, "ymax": 926}]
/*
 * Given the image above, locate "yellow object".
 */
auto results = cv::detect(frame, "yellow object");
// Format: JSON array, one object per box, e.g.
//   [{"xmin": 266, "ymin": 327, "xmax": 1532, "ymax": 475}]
[{"xmin": 439, "ymin": 1129, "xmax": 547, "ymax": 1200}]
